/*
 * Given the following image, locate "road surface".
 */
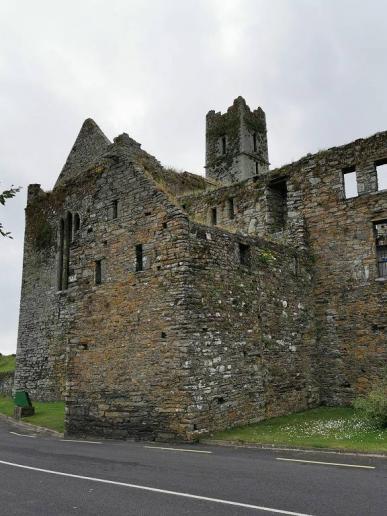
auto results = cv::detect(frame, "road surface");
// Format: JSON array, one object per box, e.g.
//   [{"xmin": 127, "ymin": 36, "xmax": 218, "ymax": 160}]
[{"xmin": 0, "ymin": 417, "xmax": 386, "ymax": 515}]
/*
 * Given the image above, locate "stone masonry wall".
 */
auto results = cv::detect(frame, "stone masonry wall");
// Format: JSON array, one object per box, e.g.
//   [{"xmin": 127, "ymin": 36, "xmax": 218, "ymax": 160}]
[
  {"xmin": 271, "ymin": 132, "xmax": 387, "ymax": 404},
  {"xmin": 180, "ymin": 222, "xmax": 319, "ymax": 439},
  {"xmin": 63, "ymin": 153, "xmax": 195, "ymax": 440},
  {"xmin": 0, "ymin": 372, "xmax": 14, "ymax": 396}
]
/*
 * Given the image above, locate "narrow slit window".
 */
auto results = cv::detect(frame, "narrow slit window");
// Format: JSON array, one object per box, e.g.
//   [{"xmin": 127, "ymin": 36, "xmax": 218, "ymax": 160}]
[
  {"xmin": 57, "ymin": 219, "xmax": 64, "ymax": 290},
  {"xmin": 112, "ymin": 199, "xmax": 118, "ymax": 219},
  {"xmin": 227, "ymin": 198, "xmax": 235, "ymax": 220},
  {"xmin": 374, "ymin": 220, "xmax": 387, "ymax": 278},
  {"xmin": 136, "ymin": 244, "xmax": 143, "ymax": 272},
  {"xmin": 95, "ymin": 260, "xmax": 102, "ymax": 285},
  {"xmin": 73, "ymin": 213, "xmax": 80, "ymax": 234},
  {"xmin": 253, "ymin": 133, "xmax": 257, "ymax": 152},
  {"xmin": 255, "ymin": 162, "xmax": 259, "ymax": 175},
  {"xmin": 375, "ymin": 162, "xmax": 387, "ymax": 191},
  {"xmin": 342, "ymin": 166, "xmax": 358, "ymax": 198},
  {"xmin": 239, "ymin": 243, "xmax": 251, "ymax": 267},
  {"xmin": 211, "ymin": 207, "xmax": 217, "ymax": 226},
  {"xmin": 221, "ymin": 136, "xmax": 226, "ymax": 155}
]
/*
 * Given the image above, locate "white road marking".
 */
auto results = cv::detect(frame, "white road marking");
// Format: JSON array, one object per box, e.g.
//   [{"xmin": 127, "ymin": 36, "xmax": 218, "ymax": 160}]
[
  {"xmin": 9, "ymin": 432, "xmax": 36, "ymax": 438},
  {"xmin": 144, "ymin": 445, "xmax": 212, "ymax": 454},
  {"xmin": 277, "ymin": 458, "xmax": 375, "ymax": 470},
  {"xmin": 61, "ymin": 440, "xmax": 102, "ymax": 444},
  {"xmin": 0, "ymin": 459, "xmax": 313, "ymax": 515}
]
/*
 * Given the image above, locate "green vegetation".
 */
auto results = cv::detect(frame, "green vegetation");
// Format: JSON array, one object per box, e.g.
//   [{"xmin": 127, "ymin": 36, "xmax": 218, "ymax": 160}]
[
  {"xmin": 354, "ymin": 376, "xmax": 387, "ymax": 428},
  {"xmin": 0, "ymin": 396, "xmax": 65, "ymax": 433},
  {"xmin": 209, "ymin": 407, "xmax": 387, "ymax": 453},
  {"xmin": 0, "ymin": 354, "xmax": 16, "ymax": 373}
]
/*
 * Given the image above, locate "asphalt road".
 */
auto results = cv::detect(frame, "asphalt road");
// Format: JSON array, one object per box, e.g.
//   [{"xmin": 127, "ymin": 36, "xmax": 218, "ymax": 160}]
[{"xmin": 0, "ymin": 418, "xmax": 386, "ymax": 516}]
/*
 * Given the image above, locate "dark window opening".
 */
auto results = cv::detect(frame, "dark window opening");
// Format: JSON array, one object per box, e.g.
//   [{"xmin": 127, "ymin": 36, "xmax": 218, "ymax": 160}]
[
  {"xmin": 227, "ymin": 198, "xmax": 235, "ymax": 220},
  {"xmin": 112, "ymin": 199, "xmax": 118, "ymax": 219},
  {"xmin": 267, "ymin": 179, "xmax": 288, "ymax": 231},
  {"xmin": 63, "ymin": 212, "xmax": 72, "ymax": 289},
  {"xmin": 73, "ymin": 213, "xmax": 80, "ymax": 234},
  {"xmin": 161, "ymin": 332, "xmax": 167, "ymax": 339},
  {"xmin": 255, "ymin": 162, "xmax": 259, "ymax": 175},
  {"xmin": 374, "ymin": 220, "xmax": 387, "ymax": 278},
  {"xmin": 216, "ymin": 396, "xmax": 225, "ymax": 405},
  {"xmin": 253, "ymin": 132, "xmax": 257, "ymax": 152},
  {"xmin": 211, "ymin": 207, "xmax": 217, "ymax": 225},
  {"xmin": 375, "ymin": 160, "xmax": 387, "ymax": 191},
  {"xmin": 239, "ymin": 243, "xmax": 251, "ymax": 267},
  {"xmin": 136, "ymin": 244, "xmax": 143, "ymax": 272},
  {"xmin": 57, "ymin": 219, "xmax": 64, "ymax": 290},
  {"xmin": 221, "ymin": 136, "xmax": 226, "ymax": 155},
  {"xmin": 181, "ymin": 204, "xmax": 186, "ymax": 210},
  {"xmin": 162, "ymin": 222, "xmax": 167, "ymax": 229},
  {"xmin": 95, "ymin": 260, "xmax": 102, "ymax": 285},
  {"xmin": 342, "ymin": 166, "xmax": 358, "ymax": 198}
]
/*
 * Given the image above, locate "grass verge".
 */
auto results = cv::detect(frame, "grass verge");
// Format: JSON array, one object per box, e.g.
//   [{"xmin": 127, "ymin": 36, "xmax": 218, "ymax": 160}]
[
  {"xmin": 0, "ymin": 396, "xmax": 65, "ymax": 433},
  {"xmin": 209, "ymin": 407, "xmax": 387, "ymax": 453},
  {"xmin": 0, "ymin": 354, "xmax": 16, "ymax": 373}
]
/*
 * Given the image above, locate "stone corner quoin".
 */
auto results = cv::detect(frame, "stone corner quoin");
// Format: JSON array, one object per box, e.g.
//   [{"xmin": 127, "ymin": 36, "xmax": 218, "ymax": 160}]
[{"xmin": 14, "ymin": 96, "xmax": 387, "ymax": 441}]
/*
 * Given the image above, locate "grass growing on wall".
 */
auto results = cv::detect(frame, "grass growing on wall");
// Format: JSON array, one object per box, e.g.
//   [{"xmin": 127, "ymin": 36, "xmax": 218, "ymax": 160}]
[
  {"xmin": 209, "ymin": 407, "xmax": 387, "ymax": 453},
  {"xmin": 0, "ymin": 396, "xmax": 65, "ymax": 433},
  {"xmin": 0, "ymin": 354, "xmax": 16, "ymax": 373}
]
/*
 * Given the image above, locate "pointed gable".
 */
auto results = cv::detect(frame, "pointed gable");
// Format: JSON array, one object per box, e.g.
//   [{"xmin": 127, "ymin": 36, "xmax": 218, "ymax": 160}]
[{"xmin": 54, "ymin": 119, "xmax": 111, "ymax": 188}]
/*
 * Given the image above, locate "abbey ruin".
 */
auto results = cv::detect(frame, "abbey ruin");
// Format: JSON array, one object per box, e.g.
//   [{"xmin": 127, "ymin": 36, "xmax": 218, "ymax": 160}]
[{"xmin": 15, "ymin": 97, "xmax": 386, "ymax": 440}]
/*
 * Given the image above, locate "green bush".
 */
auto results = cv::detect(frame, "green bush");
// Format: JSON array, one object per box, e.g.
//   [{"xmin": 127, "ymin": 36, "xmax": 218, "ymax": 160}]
[{"xmin": 354, "ymin": 381, "xmax": 387, "ymax": 428}]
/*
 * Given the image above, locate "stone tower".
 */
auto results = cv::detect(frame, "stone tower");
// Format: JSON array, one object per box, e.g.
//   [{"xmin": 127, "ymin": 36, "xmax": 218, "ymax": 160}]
[{"xmin": 205, "ymin": 96, "xmax": 269, "ymax": 184}]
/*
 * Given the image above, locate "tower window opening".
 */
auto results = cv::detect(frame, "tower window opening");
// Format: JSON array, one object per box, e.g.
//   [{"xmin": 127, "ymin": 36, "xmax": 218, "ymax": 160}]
[
  {"xmin": 374, "ymin": 220, "xmax": 387, "ymax": 278},
  {"xmin": 342, "ymin": 166, "xmax": 358, "ymax": 199},
  {"xmin": 255, "ymin": 162, "xmax": 259, "ymax": 175},
  {"xmin": 136, "ymin": 244, "xmax": 143, "ymax": 272},
  {"xmin": 253, "ymin": 133, "xmax": 257, "ymax": 152},
  {"xmin": 211, "ymin": 207, "xmax": 217, "ymax": 226}
]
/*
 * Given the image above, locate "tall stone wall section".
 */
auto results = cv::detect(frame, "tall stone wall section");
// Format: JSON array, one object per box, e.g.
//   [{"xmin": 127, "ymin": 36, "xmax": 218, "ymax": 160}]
[
  {"xmin": 279, "ymin": 133, "xmax": 387, "ymax": 404},
  {"xmin": 179, "ymin": 223, "xmax": 319, "ymax": 439},
  {"xmin": 63, "ymin": 155, "xmax": 194, "ymax": 439}
]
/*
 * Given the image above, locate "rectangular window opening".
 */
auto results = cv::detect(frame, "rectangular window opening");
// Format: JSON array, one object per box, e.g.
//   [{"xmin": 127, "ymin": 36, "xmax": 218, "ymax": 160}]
[
  {"xmin": 211, "ymin": 207, "xmax": 217, "ymax": 226},
  {"xmin": 239, "ymin": 243, "xmax": 251, "ymax": 267},
  {"xmin": 375, "ymin": 161, "xmax": 387, "ymax": 191},
  {"xmin": 136, "ymin": 244, "xmax": 143, "ymax": 272},
  {"xmin": 227, "ymin": 198, "xmax": 235, "ymax": 220},
  {"xmin": 95, "ymin": 260, "xmax": 102, "ymax": 285},
  {"xmin": 112, "ymin": 199, "xmax": 119, "ymax": 219},
  {"xmin": 267, "ymin": 178, "xmax": 288, "ymax": 231},
  {"xmin": 255, "ymin": 162, "xmax": 259, "ymax": 175},
  {"xmin": 342, "ymin": 166, "xmax": 358, "ymax": 199},
  {"xmin": 221, "ymin": 136, "xmax": 226, "ymax": 155},
  {"xmin": 374, "ymin": 220, "xmax": 387, "ymax": 278}
]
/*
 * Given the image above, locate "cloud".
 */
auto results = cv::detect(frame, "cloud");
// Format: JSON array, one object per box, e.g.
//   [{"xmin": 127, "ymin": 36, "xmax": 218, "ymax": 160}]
[{"xmin": 1, "ymin": 0, "xmax": 387, "ymax": 353}]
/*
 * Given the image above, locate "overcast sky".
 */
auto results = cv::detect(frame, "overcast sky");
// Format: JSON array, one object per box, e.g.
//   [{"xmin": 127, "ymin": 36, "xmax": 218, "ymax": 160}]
[{"xmin": 1, "ymin": 0, "xmax": 387, "ymax": 355}]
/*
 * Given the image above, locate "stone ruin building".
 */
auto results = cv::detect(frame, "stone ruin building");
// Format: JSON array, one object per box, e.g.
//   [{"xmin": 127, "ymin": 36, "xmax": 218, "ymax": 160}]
[{"xmin": 15, "ymin": 97, "xmax": 386, "ymax": 440}]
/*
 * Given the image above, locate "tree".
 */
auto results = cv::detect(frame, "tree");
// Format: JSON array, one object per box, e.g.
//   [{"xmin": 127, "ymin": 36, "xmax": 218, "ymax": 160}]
[{"xmin": 0, "ymin": 185, "xmax": 21, "ymax": 238}]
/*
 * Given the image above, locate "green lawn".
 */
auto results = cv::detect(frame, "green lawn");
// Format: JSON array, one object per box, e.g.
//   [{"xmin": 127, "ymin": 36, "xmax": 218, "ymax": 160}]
[
  {"xmin": 0, "ymin": 396, "xmax": 65, "ymax": 433},
  {"xmin": 0, "ymin": 354, "xmax": 16, "ymax": 373},
  {"xmin": 210, "ymin": 407, "xmax": 387, "ymax": 453}
]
